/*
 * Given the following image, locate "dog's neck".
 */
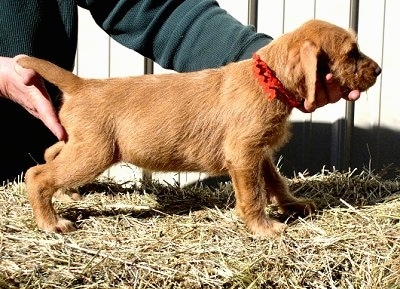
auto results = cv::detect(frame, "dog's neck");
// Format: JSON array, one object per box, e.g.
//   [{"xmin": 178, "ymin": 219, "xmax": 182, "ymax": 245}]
[{"xmin": 252, "ymin": 54, "xmax": 302, "ymax": 109}]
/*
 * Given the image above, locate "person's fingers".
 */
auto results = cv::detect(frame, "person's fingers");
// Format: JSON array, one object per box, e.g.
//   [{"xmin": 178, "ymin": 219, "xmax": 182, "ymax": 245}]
[
  {"xmin": 27, "ymin": 85, "xmax": 67, "ymax": 141},
  {"xmin": 14, "ymin": 55, "xmax": 38, "ymax": 85},
  {"xmin": 14, "ymin": 56, "xmax": 67, "ymax": 140},
  {"xmin": 299, "ymin": 73, "xmax": 362, "ymax": 113},
  {"xmin": 325, "ymin": 73, "xmax": 361, "ymax": 102},
  {"xmin": 302, "ymin": 100, "xmax": 316, "ymax": 112},
  {"xmin": 40, "ymin": 110, "xmax": 67, "ymax": 141},
  {"xmin": 347, "ymin": 90, "xmax": 361, "ymax": 101}
]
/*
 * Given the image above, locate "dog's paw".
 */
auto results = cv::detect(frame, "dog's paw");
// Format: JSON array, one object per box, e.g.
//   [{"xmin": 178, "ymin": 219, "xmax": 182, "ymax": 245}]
[
  {"xmin": 55, "ymin": 218, "xmax": 76, "ymax": 233},
  {"xmin": 53, "ymin": 187, "xmax": 82, "ymax": 203},
  {"xmin": 246, "ymin": 217, "xmax": 287, "ymax": 238},
  {"xmin": 279, "ymin": 198, "xmax": 316, "ymax": 216},
  {"xmin": 38, "ymin": 218, "xmax": 76, "ymax": 233}
]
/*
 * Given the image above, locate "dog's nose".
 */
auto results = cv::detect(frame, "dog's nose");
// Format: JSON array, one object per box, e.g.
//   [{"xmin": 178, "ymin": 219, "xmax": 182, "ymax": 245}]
[{"xmin": 374, "ymin": 66, "xmax": 382, "ymax": 77}]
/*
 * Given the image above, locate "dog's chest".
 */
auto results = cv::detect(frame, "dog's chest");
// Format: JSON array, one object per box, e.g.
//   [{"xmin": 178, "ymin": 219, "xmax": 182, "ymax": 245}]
[{"xmin": 258, "ymin": 113, "xmax": 291, "ymax": 149}]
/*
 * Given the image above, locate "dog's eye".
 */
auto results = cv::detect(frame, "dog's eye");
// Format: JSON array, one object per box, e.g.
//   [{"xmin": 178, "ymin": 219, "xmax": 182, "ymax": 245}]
[{"xmin": 348, "ymin": 48, "xmax": 360, "ymax": 59}]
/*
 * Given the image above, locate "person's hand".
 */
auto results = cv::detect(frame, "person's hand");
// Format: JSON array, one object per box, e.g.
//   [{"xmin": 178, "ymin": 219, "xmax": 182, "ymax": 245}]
[
  {"xmin": 299, "ymin": 73, "xmax": 361, "ymax": 113},
  {"xmin": 0, "ymin": 55, "xmax": 67, "ymax": 140}
]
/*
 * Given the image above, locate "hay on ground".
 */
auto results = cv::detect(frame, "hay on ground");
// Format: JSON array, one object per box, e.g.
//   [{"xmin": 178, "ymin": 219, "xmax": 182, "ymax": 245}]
[{"xmin": 0, "ymin": 168, "xmax": 399, "ymax": 288}]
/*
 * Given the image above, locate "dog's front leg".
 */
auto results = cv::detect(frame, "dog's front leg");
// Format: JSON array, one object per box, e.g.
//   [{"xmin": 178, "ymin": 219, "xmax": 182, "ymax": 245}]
[
  {"xmin": 261, "ymin": 155, "xmax": 316, "ymax": 217},
  {"xmin": 228, "ymin": 154, "xmax": 286, "ymax": 237}
]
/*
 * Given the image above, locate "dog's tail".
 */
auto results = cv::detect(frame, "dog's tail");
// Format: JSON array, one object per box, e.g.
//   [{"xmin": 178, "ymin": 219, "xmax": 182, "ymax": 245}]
[{"xmin": 17, "ymin": 56, "xmax": 81, "ymax": 92}]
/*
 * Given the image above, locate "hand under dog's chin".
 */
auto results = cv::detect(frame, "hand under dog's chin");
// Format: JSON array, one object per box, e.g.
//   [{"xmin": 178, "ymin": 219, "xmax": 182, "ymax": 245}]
[{"xmin": 297, "ymin": 88, "xmax": 361, "ymax": 113}]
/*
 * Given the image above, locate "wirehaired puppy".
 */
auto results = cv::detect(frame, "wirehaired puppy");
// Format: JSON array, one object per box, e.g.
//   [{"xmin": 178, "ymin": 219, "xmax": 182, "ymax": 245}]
[{"xmin": 18, "ymin": 19, "xmax": 381, "ymax": 237}]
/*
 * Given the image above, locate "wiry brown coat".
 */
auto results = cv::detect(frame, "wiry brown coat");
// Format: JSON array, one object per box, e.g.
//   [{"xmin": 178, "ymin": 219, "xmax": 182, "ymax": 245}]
[{"xmin": 18, "ymin": 19, "xmax": 381, "ymax": 237}]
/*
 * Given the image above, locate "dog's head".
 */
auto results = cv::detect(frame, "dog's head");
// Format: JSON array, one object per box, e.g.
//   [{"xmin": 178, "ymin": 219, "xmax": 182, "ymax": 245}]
[{"xmin": 256, "ymin": 19, "xmax": 381, "ymax": 109}]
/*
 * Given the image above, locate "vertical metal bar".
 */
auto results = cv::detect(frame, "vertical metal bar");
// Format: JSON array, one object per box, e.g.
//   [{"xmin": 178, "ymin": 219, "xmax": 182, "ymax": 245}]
[
  {"xmin": 248, "ymin": 0, "xmax": 258, "ymax": 28},
  {"xmin": 142, "ymin": 57, "xmax": 154, "ymax": 182},
  {"xmin": 343, "ymin": 0, "xmax": 359, "ymax": 169},
  {"xmin": 144, "ymin": 57, "xmax": 154, "ymax": 75}
]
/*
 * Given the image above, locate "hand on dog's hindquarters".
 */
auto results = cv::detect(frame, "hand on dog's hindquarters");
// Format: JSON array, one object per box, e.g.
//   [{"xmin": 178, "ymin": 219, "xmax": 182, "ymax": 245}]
[
  {"xmin": 0, "ymin": 55, "xmax": 67, "ymax": 141},
  {"xmin": 299, "ymin": 73, "xmax": 361, "ymax": 113}
]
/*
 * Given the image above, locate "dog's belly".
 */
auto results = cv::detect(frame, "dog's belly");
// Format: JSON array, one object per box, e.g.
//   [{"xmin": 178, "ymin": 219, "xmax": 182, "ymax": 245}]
[
  {"xmin": 116, "ymin": 132, "xmax": 227, "ymax": 174},
  {"xmin": 121, "ymin": 148, "xmax": 226, "ymax": 174},
  {"xmin": 114, "ymin": 115, "xmax": 228, "ymax": 174}
]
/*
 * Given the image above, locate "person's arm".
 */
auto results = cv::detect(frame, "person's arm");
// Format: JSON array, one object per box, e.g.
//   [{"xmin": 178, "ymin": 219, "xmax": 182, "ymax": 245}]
[{"xmin": 79, "ymin": 0, "xmax": 273, "ymax": 72}]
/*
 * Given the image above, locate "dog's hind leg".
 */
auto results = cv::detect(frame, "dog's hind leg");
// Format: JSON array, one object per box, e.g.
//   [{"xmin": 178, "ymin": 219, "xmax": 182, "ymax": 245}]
[
  {"xmin": 44, "ymin": 141, "xmax": 65, "ymax": 162},
  {"xmin": 43, "ymin": 141, "xmax": 82, "ymax": 202},
  {"xmin": 25, "ymin": 141, "xmax": 113, "ymax": 233}
]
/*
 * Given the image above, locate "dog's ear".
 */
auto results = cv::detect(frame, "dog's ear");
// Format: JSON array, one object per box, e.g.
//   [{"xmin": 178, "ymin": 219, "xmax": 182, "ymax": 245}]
[{"xmin": 299, "ymin": 41, "xmax": 319, "ymax": 111}]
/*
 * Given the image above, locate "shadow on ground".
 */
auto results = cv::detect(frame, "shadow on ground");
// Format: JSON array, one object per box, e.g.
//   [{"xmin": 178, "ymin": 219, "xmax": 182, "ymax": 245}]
[{"xmin": 60, "ymin": 168, "xmax": 400, "ymax": 227}]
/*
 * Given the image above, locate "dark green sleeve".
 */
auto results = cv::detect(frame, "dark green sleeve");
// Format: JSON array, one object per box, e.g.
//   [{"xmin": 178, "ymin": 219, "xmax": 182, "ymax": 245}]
[
  {"xmin": 79, "ymin": 0, "xmax": 273, "ymax": 72},
  {"xmin": 0, "ymin": 0, "xmax": 272, "ymax": 73},
  {"xmin": 0, "ymin": 0, "xmax": 78, "ymax": 71}
]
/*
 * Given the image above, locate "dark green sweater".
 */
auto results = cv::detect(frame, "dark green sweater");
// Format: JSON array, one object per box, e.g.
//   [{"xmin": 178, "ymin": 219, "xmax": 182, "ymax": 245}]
[{"xmin": 1, "ymin": 0, "xmax": 272, "ymax": 72}]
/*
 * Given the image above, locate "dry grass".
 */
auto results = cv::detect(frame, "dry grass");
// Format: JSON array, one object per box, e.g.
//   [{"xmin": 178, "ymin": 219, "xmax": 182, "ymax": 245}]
[{"xmin": 0, "ymin": 168, "xmax": 399, "ymax": 288}]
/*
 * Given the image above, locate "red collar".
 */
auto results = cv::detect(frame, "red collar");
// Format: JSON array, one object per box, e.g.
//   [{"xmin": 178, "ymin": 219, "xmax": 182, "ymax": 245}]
[{"xmin": 252, "ymin": 53, "xmax": 302, "ymax": 108}]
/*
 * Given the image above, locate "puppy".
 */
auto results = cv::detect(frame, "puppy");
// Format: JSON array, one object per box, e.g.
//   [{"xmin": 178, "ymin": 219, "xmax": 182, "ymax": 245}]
[{"xmin": 18, "ymin": 19, "xmax": 381, "ymax": 236}]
